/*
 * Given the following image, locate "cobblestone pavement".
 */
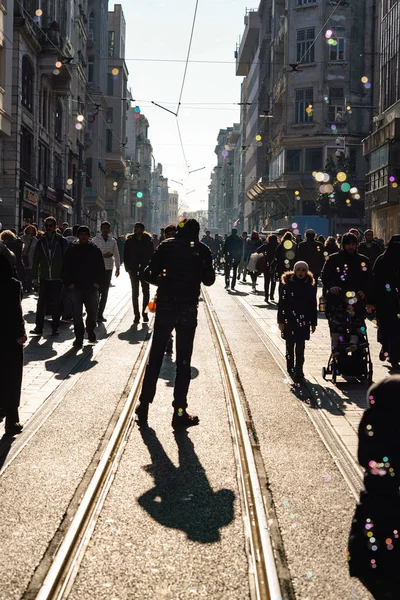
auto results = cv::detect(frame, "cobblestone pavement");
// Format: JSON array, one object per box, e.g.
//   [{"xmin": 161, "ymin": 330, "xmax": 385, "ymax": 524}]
[
  {"xmin": 211, "ymin": 271, "xmax": 391, "ymax": 461},
  {"xmin": 1, "ymin": 273, "xmax": 132, "ymax": 434}
]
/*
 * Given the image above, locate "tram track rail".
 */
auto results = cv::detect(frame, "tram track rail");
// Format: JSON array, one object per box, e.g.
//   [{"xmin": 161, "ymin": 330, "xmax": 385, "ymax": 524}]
[
  {"xmin": 229, "ymin": 290, "xmax": 364, "ymax": 500},
  {"xmin": 29, "ymin": 324, "xmax": 154, "ymax": 600},
  {"xmin": 28, "ymin": 292, "xmax": 286, "ymax": 600},
  {"xmin": 202, "ymin": 289, "xmax": 284, "ymax": 600}
]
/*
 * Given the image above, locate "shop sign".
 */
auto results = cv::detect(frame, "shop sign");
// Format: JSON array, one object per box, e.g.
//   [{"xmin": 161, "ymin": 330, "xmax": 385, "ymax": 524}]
[{"xmin": 24, "ymin": 187, "xmax": 38, "ymax": 207}]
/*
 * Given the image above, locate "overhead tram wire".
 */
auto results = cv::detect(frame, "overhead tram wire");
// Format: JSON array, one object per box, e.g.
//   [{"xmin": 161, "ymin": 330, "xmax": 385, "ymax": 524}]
[{"xmin": 176, "ymin": 0, "xmax": 200, "ymax": 117}]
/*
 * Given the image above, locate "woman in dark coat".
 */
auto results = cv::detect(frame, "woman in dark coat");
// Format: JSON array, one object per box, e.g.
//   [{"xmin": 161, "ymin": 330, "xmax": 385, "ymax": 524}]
[
  {"xmin": 277, "ymin": 260, "xmax": 317, "ymax": 382},
  {"xmin": 256, "ymin": 233, "xmax": 279, "ymax": 302},
  {"xmin": 324, "ymin": 235, "xmax": 339, "ymax": 257},
  {"xmin": 372, "ymin": 235, "xmax": 400, "ymax": 368},
  {"xmin": 273, "ymin": 231, "xmax": 297, "ymax": 282},
  {"xmin": 0, "ymin": 252, "xmax": 26, "ymax": 435},
  {"xmin": 348, "ymin": 377, "xmax": 400, "ymax": 599},
  {"xmin": 245, "ymin": 231, "xmax": 262, "ymax": 291}
]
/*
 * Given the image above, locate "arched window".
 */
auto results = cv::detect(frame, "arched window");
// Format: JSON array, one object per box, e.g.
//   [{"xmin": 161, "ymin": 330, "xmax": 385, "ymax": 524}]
[
  {"xmin": 55, "ymin": 99, "xmax": 63, "ymax": 141},
  {"xmin": 22, "ymin": 55, "xmax": 34, "ymax": 112},
  {"xmin": 88, "ymin": 12, "xmax": 95, "ymax": 40}
]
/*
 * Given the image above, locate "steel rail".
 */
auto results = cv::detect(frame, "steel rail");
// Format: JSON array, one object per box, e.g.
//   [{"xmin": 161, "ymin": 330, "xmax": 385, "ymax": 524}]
[
  {"xmin": 202, "ymin": 287, "xmax": 283, "ymax": 600},
  {"xmin": 35, "ymin": 331, "xmax": 153, "ymax": 600}
]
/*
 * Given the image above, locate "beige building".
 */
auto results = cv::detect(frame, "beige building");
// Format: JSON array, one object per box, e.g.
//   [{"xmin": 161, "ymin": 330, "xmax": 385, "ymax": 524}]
[{"xmin": 168, "ymin": 191, "xmax": 179, "ymax": 224}]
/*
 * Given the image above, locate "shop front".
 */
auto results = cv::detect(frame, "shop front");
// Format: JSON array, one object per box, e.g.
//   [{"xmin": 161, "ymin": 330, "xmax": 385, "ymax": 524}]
[
  {"xmin": 372, "ymin": 203, "xmax": 400, "ymax": 242},
  {"xmin": 22, "ymin": 184, "xmax": 39, "ymax": 227}
]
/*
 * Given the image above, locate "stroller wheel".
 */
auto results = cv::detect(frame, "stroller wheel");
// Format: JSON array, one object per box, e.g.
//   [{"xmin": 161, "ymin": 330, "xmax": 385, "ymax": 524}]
[{"xmin": 322, "ymin": 367, "xmax": 327, "ymax": 380}]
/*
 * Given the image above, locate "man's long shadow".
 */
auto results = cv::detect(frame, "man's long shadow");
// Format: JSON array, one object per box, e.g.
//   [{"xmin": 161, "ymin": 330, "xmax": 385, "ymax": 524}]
[{"xmin": 138, "ymin": 427, "xmax": 235, "ymax": 543}]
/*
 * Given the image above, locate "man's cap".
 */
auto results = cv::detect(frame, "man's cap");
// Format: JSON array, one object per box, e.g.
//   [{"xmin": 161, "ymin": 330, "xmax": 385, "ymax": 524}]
[
  {"xmin": 342, "ymin": 232, "xmax": 358, "ymax": 247},
  {"xmin": 77, "ymin": 226, "xmax": 90, "ymax": 236}
]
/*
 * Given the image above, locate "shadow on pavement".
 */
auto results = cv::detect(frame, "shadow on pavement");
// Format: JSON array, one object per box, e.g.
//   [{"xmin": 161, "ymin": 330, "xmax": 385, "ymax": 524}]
[
  {"xmin": 45, "ymin": 346, "xmax": 98, "ymax": 379},
  {"xmin": 0, "ymin": 434, "xmax": 16, "ymax": 469},
  {"xmin": 227, "ymin": 290, "xmax": 248, "ymax": 296},
  {"xmin": 24, "ymin": 337, "xmax": 58, "ymax": 364},
  {"xmin": 306, "ymin": 380, "xmax": 368, "ymax": 414},
  {"xmin": 159, "ymin": 356, "xmax": 199, "ymax": 388},
  {"xmin": 118, "ymin": 324, "xmax": 149, "ymax": 344},
  {"xmin": 138, "ymin": 427, "xmax": 235, "ymax": 543}
]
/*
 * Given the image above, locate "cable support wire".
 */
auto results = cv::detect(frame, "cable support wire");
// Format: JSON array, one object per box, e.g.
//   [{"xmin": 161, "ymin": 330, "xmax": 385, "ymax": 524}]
[{"xmin": 176, "ymin": 0, "xmax": 199, "ymax": 116}]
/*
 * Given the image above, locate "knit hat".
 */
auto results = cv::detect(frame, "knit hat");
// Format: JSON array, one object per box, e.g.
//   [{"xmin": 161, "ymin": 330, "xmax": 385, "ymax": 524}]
[
  {"xmin": 305, "ymin": 229, "xmax": 315, "ymax": 237},
  {"xmin": 294, "ymin": 260, "xmax": 309, "ymax": 271},
  {"xmin": 342, "ymin": 232, "xmax": 358, "ymax": 247}
]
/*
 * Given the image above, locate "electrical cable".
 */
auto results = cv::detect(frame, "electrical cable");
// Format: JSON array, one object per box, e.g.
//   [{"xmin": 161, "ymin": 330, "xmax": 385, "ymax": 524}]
[{"xmin": 176, "ymin": 0, "xmax": 200, "ymax": 116}]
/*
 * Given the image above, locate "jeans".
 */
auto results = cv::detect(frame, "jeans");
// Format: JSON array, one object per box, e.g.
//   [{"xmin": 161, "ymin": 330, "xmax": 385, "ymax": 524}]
[
  {"xmin": 35, "ymin": 279, "xmax": 63, "ymax": 330},
  {"xmin": 139, "ymin": 305, "xmax": 198, "ymax": 410},
  {"xmin": 70, "ymin": 288, "xmax": 99, "ymax": 341},
  {"xmin": 264, "ymin": 271, "xmax": 276, "ymax": 300},
  {"xmin": 286, "ymin": 339, "xmax": 305, "ymax": 375},
  {"xmin": 129, "ymin": 271, "xmax": 150, "ymax": 318},
  {"xmin": 0, "ymin": 342, "xmax": 23, "ymax": 426},
  {"xmin": 225, "ymin": 260, "xmax": 238, "ymax": 288},
  {"xmin": 98, "ymin": 270, "xmax": 112, "ymax": 318},
  {"xmin": 238, "ymin": 259, "xmax": 248, "ymax": 280}
]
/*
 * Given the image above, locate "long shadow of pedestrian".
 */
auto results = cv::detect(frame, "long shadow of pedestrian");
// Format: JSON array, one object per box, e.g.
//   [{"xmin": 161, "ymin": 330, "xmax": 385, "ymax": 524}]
[
  {"xmin": 0, "ymin": 434, "xmax": 16, "ymax": 469},
  {"xmin": 23, "ymin": 337, "xmax": 58, "ymax": 365},
  {"xmin": 228, "ymin": 290, "xmax": 248, "ymax": 297},
  {"xmin": 45, "ymin": 346, "xmax": 98, "ymax": 378},
  {"xmin": 138, "ymin": 427, "xmax": 235, "ymax": 543},
  {"xmin": 118, "ymin": 324, "xmax": 149, "ymax": 344},
  {"xmin": 305, "ymin": 380, "xmax": 368, "ymax": 415},
  {"xmin": 158, "ymin": 356, "xmax": 199, "ymax": 388}
]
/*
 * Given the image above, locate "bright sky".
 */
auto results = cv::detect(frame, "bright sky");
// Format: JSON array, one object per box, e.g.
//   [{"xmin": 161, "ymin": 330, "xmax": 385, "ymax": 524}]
[{"xmin": 122, "ymin": 0, "xmax": 252, "ymax": 212}]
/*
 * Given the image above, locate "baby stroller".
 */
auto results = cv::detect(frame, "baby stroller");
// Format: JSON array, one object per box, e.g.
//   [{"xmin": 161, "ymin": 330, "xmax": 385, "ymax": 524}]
[{"xmin": 322, "ymin": 291, "xmax": 373, "ymax": 385}]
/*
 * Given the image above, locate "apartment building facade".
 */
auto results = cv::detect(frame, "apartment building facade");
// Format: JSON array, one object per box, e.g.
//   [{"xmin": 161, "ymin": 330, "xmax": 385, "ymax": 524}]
[
  {"xmin": 363, "ymin": 0, "xmax": 400, "ymax": 241},
  {"xmin": 235, "ymin": 0, "xmax": 374, "ymax": 234},
  {"xmin": 1, "ymin": 0, "xmax": 88, "ymax": 230}
]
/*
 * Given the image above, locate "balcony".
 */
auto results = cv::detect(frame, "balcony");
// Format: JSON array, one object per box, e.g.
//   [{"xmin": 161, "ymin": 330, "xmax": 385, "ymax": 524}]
[{"xmin": 235, "ymin": 9, "xmax": 260, "ymax": 76}]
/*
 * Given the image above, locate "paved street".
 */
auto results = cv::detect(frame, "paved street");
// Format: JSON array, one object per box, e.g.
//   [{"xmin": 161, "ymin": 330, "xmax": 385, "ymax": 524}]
[{"xmin": 0, "ymin": 274, "xmax": 376, "ymax": 599}]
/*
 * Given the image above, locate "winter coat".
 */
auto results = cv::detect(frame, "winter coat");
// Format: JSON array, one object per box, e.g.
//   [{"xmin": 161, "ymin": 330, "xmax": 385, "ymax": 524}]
[
  {"xmin": 123, "ymin": 232, "xmax": 154, "ymax": 274},
  {"xmin": 321, "ymin": 250, "xmax": 373, "ymax": 300},
  {"xmin": 297, "ymin": 239, "xmax": 325, "ymax": 276},
  {"xmin": 244, "ymin": 238, "xmax": 262, "ymax": 262},
  {"xmin": 256, "ymin": 241, "xmax": 278, "ymax": 274},
  {"xmin": 324, "ymin": 242, "xmax": 339, "ymax": 257},
  {"xmin": 20, "ymin": 234, "xmax": 38, "ymax": 269},
  {"xmin": 201, "ymin": 235, "xmax": 216, "ymax": 254},
  {"xmin": 223, "ymin": 234, "xmax": 242, "ymax": 263},
  {"xmin": 274, "ymin": 239, "xmax": 297, "ymax": 277},
  {"xmin": 92, "ymin": 234, "xmax": 121, "ymax": 271},
  {"xmin": 358, "ymin": 241, "xmax": 383, "ymax": 268},
  {"xmin": 348, "ymin": 377, "xmax": 400, "ymax": 584},
  {"xmin": 32, "ymin": 233, "xmax": 68, "ymax": 281},
  {"xmin": 0, "ymin": 277, "xmax": 25, "ymax": 341},
  {"xmin": 62, "ymin": 242, "xmax": 106, "ymax": 290},
  {"xmin": 143, "ymin": 234, "xmax": 215, "ymax": 307},
  {"xmin": 277, "ymin": 272, "xmax": 317, "ymax": 341}
]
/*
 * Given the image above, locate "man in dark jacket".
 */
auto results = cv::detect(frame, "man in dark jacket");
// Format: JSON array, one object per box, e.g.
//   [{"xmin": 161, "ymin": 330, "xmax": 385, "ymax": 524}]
[
  {"xmin": 31, "ymin": 215, "xmax": 68, "ymax": 336},
  {"xmin": 62, "ymin": 226, "xmax": 105, "ymax": 348},
  {"xmin": 123, "ymin": 222, "xmax": 154, "ymax": 324},
  {"xmin": 135, "ymin": 218, "xmax": 215, "ymax": 428},
  {"xmin": 297, "ymin": 229, "xmax": 325, "ymax": 285},
  {"xmin": 358, "ymin": 229, "xmax": 383, "ymax": 268},
  {"xmin": 321, "ymin": 232, "xmax": 373, "ymax": 310},
  {"xmin": 223, "ymin": 228, "xmax": 242, "ymax": 290},
  {"xmin": 0, "ymin": 253, "xmax": 26, "ymax": 435},
  {"xmin": 201, "ymin": 230, "xmax": 216, "ymax": 254}
]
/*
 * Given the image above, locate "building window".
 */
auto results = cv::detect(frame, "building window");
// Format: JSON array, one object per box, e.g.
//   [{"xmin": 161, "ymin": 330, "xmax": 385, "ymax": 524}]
[
  {"xmin": 106, "ymin": 129, "xmax": 113, "ymax": 152},
  {"xmin": 38, "ymin": 141, "xmax": 50, "ymax": 186},
  {"xmin": 122, "ymin": 188, "xmax": 127, "ymax": 205},
  {"xmin": 107, "ymin": 73, "xmax": 114, "ymax": 96},
  {"xmin": 286, "ymin": 149, "xmax": 301, "ymax": 172},
  {"xmin": 295, "ymin": 88, "xmax": 313, "ymax": 123},
  {"xmin": 106, "ymin": 107, "xmax": 113, "ymax": 123},
  {"xmin": 88, "ymin": 11, "xmax": 95, "ymax": 40},
  {"xmin": 108, "ymin": 31, "xmax": 115, "ymax": 57},
  {"xmin": 329, "ymin": 27, "xmax": 345, "ymax": 61},
  {"xmin": 328, "ymin": 88, "xmax": 344, "ymax": 121},
  {"xmin": 381, "ymin": 0, "xmax": 400, "ymax": 110},
  {"xmin": 297, "ymin": 0, "xmax": 316, "ymax": 4},
  {"xmin": 296, "ymin": 28, "xmax": 315, "ymax": 64},
  {"xmin": 22, "ymin": 55, "xmax": 34, "ymax": 112},
  {"xmin": 55, "ymin": 99, "xmax": 63, "ymax": 141},
  {"xmin": 85, "ymin": 158, "xmax": 92, "ymax": 188},
  {"xmin": 21, "ymin": 128, "xmax": 33, "ymax": 180},
  {"xmin": 88, "ymin": 56, "xmax": 94, "ymax": 83},
  {"xmin": 40, "ymin": 87, "xmax": 48, "ymax": 128},
  {"xmin": 54, "ymin": 155, "xmax": 63, "ymax": 189},
  {"xmin": 305, "ymin": 148, "xmax": 323, "ymax": 171}
]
